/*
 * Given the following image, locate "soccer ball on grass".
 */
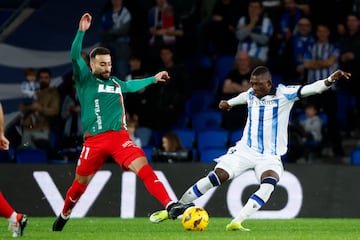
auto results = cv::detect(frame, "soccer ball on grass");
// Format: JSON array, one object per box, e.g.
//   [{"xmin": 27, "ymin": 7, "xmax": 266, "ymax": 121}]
[{"xmin": 181, "ymin": 206, "xmax": 209, "ymax": 231}]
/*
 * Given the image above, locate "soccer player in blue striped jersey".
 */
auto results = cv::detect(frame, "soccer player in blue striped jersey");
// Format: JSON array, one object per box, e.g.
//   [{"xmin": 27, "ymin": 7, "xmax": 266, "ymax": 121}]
[{"xmin": 150, "ymin": 66, "xmax": 351, "ymax": 231}]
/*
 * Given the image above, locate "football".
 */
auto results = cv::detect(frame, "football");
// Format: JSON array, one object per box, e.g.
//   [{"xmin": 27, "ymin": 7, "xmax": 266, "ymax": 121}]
[{"xmin": 181, "ymin": 206, "xmax": 209, "ymax": 231}]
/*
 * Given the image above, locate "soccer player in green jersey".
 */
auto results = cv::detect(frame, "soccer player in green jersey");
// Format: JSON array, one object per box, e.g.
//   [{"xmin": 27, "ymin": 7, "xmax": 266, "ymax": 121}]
[{"xmin": 52, "ymin": 13, "xmax": 192, "ymax": 231}]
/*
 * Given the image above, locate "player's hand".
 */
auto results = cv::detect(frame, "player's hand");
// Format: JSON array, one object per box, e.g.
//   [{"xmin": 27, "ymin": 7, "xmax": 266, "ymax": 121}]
[
  {"xmin": 219, "ymin": 100, "xmax": 232, "ymax": 111},
  {"xmin": 154, "ymin": 71, "xmax": 170, "ymax": 83},
  {"xmin": 0, "ymin": 134, "xmax": 9, "ymax": 150},
  {"xmin": 79, "ymin": 13, "xmax": 92, "ymax": 31},
  {"xmin": 328, "ymin": 70, "xmax": 351, "ymax": 82}
]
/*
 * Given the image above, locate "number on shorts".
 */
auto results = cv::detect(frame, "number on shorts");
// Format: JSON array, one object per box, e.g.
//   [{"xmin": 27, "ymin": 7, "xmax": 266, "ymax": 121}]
[{"xmin": 80, "ymin": 146, "xmax": 90, "ymax": 159}]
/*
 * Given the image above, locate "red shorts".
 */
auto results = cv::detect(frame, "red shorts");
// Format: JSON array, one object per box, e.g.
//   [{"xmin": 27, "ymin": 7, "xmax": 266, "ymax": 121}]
[{"xmin": 76, "ymin": 130, "xmax": 145, "ymax": 176}]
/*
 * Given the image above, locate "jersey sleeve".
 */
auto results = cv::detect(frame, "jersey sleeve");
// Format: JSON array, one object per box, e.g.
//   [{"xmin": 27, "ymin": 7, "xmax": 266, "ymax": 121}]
[
  {"xmin": 278, "ymin": 84, "xmax": 301, "ymax": 101},
  {"xmin": 227, "ymin": 89, "xmax": 249, "ymax": 106},
  {"xmin": 70, "ymin": 30, "xmax": 90, "ymax": 84},
  {"xmin": 118, "ymin": 76, "xmax": 156, "ymax": 93}
]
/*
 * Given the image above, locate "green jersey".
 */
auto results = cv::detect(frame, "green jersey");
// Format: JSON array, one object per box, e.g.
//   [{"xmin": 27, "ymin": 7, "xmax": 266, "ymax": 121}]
[{"xmin": 71, "ymin": 30, "xmax": 155, "ymax": 137}]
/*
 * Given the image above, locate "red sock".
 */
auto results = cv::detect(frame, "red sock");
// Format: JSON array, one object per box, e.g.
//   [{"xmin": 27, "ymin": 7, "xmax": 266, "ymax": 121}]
[
  {"xmin": 137, "ymin": 165, "xmax": 172, "ymax": 207},
  {"xmin": 62, "ymin": 180, "xmax": 87, "ymax": 216},
  {"xmin": 0, "ymin": 192, "xmax": 15, "ymax": 218}
]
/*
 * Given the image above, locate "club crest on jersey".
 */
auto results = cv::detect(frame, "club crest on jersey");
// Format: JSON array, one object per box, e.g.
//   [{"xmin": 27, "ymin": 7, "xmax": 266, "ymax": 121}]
[{"xmin": 98, "ymin": 84, "xmax": 121, "ymax": 94}]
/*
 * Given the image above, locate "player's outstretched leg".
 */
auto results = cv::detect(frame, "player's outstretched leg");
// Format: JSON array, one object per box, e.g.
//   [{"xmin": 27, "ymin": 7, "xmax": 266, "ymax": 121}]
[
  {"xmin": 225, "ymin": 221, "xmax": 250, "ymax": 231},
  {"xmin": 149, "ymin": 202, "xmax": 195, "ymax": 223},
  {"xmin": 180, "ymin": 171, "xmax": 221, "ymax": 203},
  {"xmin": 226, "ymin": 177, "xmax": 277, "ymax": 231},
  {"xmin": 167, "ymin": 202, "xmax": 195, "ymax": 219},
  {"xmin": 52, "ymin": 214, "xmax": 69, "ymax": 231},
  {"xmin": 150, "ymin": 171, "xmax": 221, "ymax": 223},
  {"xmin": 52, "ymin": 179, "xmax": 87, "ymax": 231}
]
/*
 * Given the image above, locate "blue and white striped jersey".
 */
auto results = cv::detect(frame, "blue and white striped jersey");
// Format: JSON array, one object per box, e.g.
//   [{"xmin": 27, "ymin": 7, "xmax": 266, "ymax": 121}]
[
  {"xmin": 238, "ymin": 84, "xmax": 301, "ymax": 156},
  {"xmin": 236, "ymin": 16, "xmax": 273, "ymax": 63},
  {"xmin": 304, "ymin": 42, "xmax": 339, "ymax": 83}
]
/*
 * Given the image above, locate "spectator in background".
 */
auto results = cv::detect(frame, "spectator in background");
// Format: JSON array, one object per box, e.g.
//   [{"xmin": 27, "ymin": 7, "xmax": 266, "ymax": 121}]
[
  {"xmin": 205, "ymin": 0, "xmax": 239, "ymax": 55},
  {"xmin": 152, "ymin": 131, "xmax": 192, "ymax": 163},
  {"xmin": 60, "ymin": 51, "xmax": 90, "ymax": 101},
  {"xmin": 146, "ymin": 0, "xmax": 184, "ymax": 72},
  {"xmin": 219, "ymin": 51, "xmax": 252, "ymax": 130},
  {"xmin": 280, "ymin": 17, "xmax": 315, "ymax": 85},
  {"xmin": 19, "ymin": 68, "xmax": 60, "ymax": 159},
  {"xmin": 308, "ymin": 0, "xmax": 352, "ymax": 42},
  {"xmin": 20, "ymin": 68, "xmax": 38, "ymax": 106},
  {"xmin": 288, "ymin": 103, "xmax": 324, "ymax": 163},
  {"xmin": 220, "ymin": 51, "xmax": 252, "ymax": 98},
  {"xmin": 236, "ymin": 0, "xmax": 273, "ymax": 66},
  {"xmin": 127, "ymin": 117, "xmax": 142, "ymax": 147},
  {"xmin": 124, "ymin": 56, "xmax": 153, "ymax": 127},
  {"xmin": 149, "ymin": 46, "xmax": 190, "ymax": 130},
  {"xmin": 338, "ymin": 12, "xmax": 360, "ymax": 134},
  {"xmin": 125, "ymin": 55, "xmax": 148, "ymax": 81},
  {"xmin": 299, "ymin": 103, "xmax": 323, "ymax": 162},
  {"xmin": 275, "ymin": 0, "xmax": 307, "ymax": 56},
  {"xmin": 300, "ymin": 104, "xmax": 323, "ymax": 142},
  {"xmin": 60, "ymin": 79, "xmax": 83, "ymax": 161},
  {"xmin": 303, "ymin": 23, "xmax": 345, "ymax": 160},
  {"xmin": 99, "ymin": 0, "xmax": 132, "ymax": 80}
]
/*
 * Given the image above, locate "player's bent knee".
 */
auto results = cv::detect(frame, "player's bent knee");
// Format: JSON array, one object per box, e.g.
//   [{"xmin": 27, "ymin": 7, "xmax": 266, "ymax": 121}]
[
  {"xmin": 252, "ymin": 177, "xmax": 277, "ymax": 205},
  {"xmin": 208, "ymin": 171, "xmax": 221, "ymax": 186}
]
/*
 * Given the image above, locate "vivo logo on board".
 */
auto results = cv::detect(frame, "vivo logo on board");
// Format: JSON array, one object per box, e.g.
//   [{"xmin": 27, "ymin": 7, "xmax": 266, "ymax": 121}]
[{"xmin": 33, "ymin": 170, "xmax": 302, "ymax": 219}]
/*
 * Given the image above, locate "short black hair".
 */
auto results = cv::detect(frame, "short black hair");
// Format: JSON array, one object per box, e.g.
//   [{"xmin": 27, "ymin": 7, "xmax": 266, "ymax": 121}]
[
  {"xmin": 37, "ymin": 67, "xmax": 52, "ymax": 78},
  {"xmin": 251, "ymin": 66, "xmax": 270, "ymax": 76},
  {"xmin": 89, "ymin": 47, "xmax": 111, "ymax": 59}
]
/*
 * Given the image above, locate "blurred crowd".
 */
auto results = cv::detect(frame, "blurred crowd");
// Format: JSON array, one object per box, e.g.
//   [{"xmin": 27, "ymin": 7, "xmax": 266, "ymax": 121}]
[{"xmin": 5, "ymin": 0, "xmax": 360, "ymax": 164}]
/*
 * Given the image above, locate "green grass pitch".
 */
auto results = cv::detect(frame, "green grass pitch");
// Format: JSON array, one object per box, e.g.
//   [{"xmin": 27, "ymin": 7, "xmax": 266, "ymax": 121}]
[{"xmin": 1, "ymin": 217, "xmax": 360, "ymax": 240}]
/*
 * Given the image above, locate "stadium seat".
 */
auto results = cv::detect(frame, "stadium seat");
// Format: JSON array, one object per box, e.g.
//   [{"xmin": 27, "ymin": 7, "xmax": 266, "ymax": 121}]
[
  {"xmin": 15, "ymin": 147, "xmax": 47, "ymax": 163},
  {"xmin": 350, "ymin": 147, "xmax": 360, "ymax": 165},
  {"xmin": 199, "ymin": 147, "xmax": 227, "ymax": 163},
  {"xmin": 196, "ymin": 54, "xmax": 213, "ymax": 68},
  {"xmin": 142, "ymin": 146, "xmax": 154, "ymax": 162},
  {"xmin": 172, "ymin": 128, "xmax": 196, "ymax": 149},
  {"xmin": 213, "ymin": 54, "xmax": 235, "ymax": 92},
  {"xmin": 136, "ymin": 127, "xmax": 152, "ymax": 147},
  {"xmin": 172, "ymin": 128, "xmax": 198, "ymax": 161},
  {"xmin": 185, "ymin": 90, "xmax": 214, "ymax": 117},
  {"xmin": 191, "ymin": 110, "xmax": 223, "ymax": 132},
  {"xmin": 197, "ymin": 129, "xmax": 229, "ymax": 151}
]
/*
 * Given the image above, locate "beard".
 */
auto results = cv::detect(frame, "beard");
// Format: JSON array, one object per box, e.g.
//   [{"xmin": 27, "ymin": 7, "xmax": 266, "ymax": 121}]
[
  {"xmin": 94, "ymin": 72, "xmax": 110, "ymax": 80},
  {"xmin": 39, "ymin": 82, "xmax": 49, "ymax": 89}
]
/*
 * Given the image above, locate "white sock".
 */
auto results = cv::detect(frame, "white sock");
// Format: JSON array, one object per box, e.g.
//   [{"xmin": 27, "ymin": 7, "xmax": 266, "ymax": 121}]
[
  {"xmin": 60, "ymin": 212, "xmax": 70, "ymax": 220},
  {"xmin": 180, "ymin": 176, "xmax": 213, "ymax": 203},
  {"xmin": 232, "ymin": 183, "xmax": 275, "ymax": 223},
  {"xmin": 7, "ymin": 212, "xmax": 17, "ymax": 223},
  {"xmin": 232, "ymin": 198, "xmax": 261, "ymax": 223}
]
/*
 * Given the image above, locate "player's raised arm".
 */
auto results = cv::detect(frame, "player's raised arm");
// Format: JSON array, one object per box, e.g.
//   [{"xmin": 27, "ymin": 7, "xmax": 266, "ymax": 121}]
[
  {"xmin": 154, "ymin": 71, "xmax": 170, "ymax": 83},
  {"xmin": 326, "ymin": 70, "xmax": 351, "ymax": 85},
  {"xmin": 300, "ymin": 70, "xmax": 351, "ymax": 97},
  {"xmin": 219, "ymin": 91, "xmax": 248, "ymax": 111},
  {"xmin": 79, "ymin": 13, "xmax": 92, "ymax": 32}
]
